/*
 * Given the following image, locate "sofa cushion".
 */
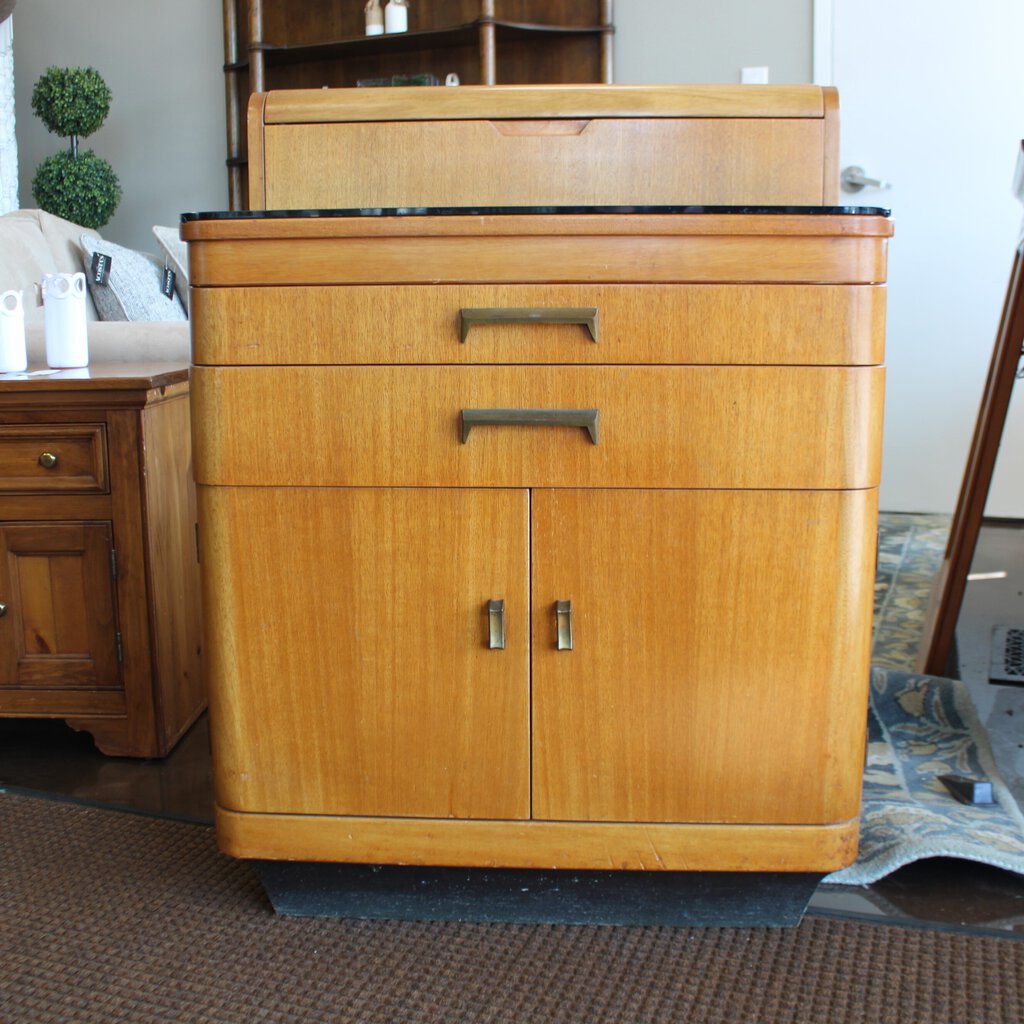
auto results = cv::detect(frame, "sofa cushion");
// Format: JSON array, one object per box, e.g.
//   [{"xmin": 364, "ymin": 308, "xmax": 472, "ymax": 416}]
[
  {"xmin": 79, "ymin": 233, "xmax": 187, "ymax": 322},
  {"xmin": 0, "ymin": 215, "xmax": 59, "ymax": 325},
  {"xmin": 0, "ymin": 210, "xmax": 100, "ymax": 321},
  {"xmin": 24, "ymin": 320, "xmax": 191, "ymax": 364}
]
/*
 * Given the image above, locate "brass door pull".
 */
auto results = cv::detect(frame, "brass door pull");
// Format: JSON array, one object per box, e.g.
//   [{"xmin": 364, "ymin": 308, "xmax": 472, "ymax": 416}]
[
  {"xmin": 487, "ymin": 599, "xmax": 505, "ymax": 650},
  {"xmin": 461, "ymin": 408, "xmax": 599, "ymax": 444},
  {"xmin": 556, "ymin": 600, "xmax": 573, "ymax": 651},
  {"xmin": 459, "ymin": 307, "xmax": 600, "ymax": 343},
  {"xmin": 38, "ymin": 452, "xmax": 58, "ymax": 469}
]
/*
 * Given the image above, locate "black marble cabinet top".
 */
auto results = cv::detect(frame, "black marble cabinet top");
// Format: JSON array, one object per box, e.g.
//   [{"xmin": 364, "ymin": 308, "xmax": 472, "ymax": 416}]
[{"xmin": 182, "ymin": 204, "xmax": 890, "ymax": 222}]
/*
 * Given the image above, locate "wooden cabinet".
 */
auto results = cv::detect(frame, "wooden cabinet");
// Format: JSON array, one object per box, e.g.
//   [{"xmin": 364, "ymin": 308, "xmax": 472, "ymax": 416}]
[
  {"xmin": 184, "ymin": 205, "xmax": 891, "ymax": 872},
  {"xmin": 224, "ymin": 0, "xmax": 615, "ymax": 208},
  {"xmin": 0, "ymin": 366, "xmax": 204, "ymax": 757}
]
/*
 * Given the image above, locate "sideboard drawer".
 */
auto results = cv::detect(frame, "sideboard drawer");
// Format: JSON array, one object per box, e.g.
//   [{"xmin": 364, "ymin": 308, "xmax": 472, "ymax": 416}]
[
  {"xmin": 0, "ymin": 425, "xmax": 108, "ymax": 493},
  {"xmin": 192, "ymin": 365, "xmax": 884, "ymax": 490},
  {"xmin": 191, "ymin": 283, "xmax": 886, "ymax": 367}
]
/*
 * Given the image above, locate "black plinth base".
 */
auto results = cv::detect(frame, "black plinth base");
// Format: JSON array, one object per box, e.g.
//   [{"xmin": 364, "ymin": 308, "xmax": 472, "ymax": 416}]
[{"xmin": 253, "ymin": 862, "xmax": 823, "ymax": 928}]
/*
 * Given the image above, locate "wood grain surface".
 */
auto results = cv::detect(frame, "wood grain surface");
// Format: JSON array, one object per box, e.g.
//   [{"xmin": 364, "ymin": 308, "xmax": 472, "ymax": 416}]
[
  {"xmin": 215, "ymin": 806, "xmax": 861, "ymax": 872},
  {"xmin": 191, "ymin": 282, "xmax": 886, "ymax": 367},
  {"xmin": 531, "ymin": 488, "xmax": 876, "ymax": 825},
  {"xmin": 191, "ymin": 364, "xmax": 884, "ymax": 490},
  {"xmin": 201, "ymin": 486, "xmax": 531, "ymax": 819}
]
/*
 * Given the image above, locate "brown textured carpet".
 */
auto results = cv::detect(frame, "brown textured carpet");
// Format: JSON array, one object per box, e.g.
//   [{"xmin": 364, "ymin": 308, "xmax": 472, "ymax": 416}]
[{"xmin": 1, "ymin": 791, "xmax": 1021, "ymax": 1024}]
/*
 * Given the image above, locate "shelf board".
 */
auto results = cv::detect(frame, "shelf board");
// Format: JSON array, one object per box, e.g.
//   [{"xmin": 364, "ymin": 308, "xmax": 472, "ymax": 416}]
[{"xmin": 253, "ymin": 20, "xmax": 609, "ymax": 68}]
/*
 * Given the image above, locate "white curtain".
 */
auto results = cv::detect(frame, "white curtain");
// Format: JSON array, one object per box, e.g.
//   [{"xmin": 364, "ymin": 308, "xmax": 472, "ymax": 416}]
[{"xmin": 0, "ymin": 14, "xmax": 16, "ymax": 215}]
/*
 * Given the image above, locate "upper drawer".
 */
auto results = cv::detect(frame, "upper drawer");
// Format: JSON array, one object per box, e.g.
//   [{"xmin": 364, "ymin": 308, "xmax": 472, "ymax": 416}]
[
  {"xmin": 252, "ymin": 85, "xmax": 840, "ymax": 208},
  {"xmin": 192, "ymin": 365, "xmax": 884, "ymax": 490},
  {"xmin": 0, "ymin": 425, "xmax": 108, "ymax": 493},
  {"xmin": 261, "ymin": 119, "xmax": 832, "ymax": 210},
  {"xmin": 190, "ymin": 283, "xmax": 886, "ymax": 367}
]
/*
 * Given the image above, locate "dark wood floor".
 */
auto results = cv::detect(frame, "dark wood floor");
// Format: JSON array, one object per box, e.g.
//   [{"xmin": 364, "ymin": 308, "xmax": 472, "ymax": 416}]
[{"xmin": 2, "ymin": 519, "xmax": 1023, "ymax": 935}]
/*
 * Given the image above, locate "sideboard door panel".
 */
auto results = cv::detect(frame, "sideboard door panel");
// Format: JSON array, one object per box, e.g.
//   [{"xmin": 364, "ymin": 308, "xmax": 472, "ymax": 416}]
[
  {"xmin": 201, "ymin": 485, "xmax": 531, "ymax": 820},
  {"xmin": 530, "ymin": 488, "xmax": 877, "ymax": 827},
  {"xmin": 0, "ymin": 522, "xmax": 120, "ymax": 690}
]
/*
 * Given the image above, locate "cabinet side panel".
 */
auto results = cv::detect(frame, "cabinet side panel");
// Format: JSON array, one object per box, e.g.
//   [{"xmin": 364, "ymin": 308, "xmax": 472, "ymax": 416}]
[
  {"xmin": 199, "ymin": 485, "xmax": 531, "ymax": 820},
  {"xmin": 140, "ymin": 394, "xmax": 205, "ymax": 748},
  {"xmin": 247, "ymin": 92, "xmax": 268, "ymax": 210}
]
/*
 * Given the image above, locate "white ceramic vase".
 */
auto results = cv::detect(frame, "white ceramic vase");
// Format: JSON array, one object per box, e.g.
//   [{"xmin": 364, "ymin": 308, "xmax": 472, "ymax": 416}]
[
  {"xmin": 41, "ymin": 272, "xmax": 89, "ymax": 368},
  {"xmin": 0, "ymin": 287, "xmax": 26, "ymax": 371}
]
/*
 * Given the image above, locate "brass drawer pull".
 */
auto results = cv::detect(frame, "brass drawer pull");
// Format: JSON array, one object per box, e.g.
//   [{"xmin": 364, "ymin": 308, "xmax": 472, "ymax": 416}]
[
  {"xmin": 38, "ymin": 452, "xmax": 58, "ymax": 469},
  {"xmin": 459, "ymin": 307, "xmax": 600, "ymax": 343},
  {"xmin": 556, "ymin": 600, "xmax": 573, "ymax": 651},
  {"xmin": 461, "ymin": 409, "xmax": 599, "ymax": 444},
  {"xmin": 487, "ymin": 599, "xmax": 505, "ymax": 650}
]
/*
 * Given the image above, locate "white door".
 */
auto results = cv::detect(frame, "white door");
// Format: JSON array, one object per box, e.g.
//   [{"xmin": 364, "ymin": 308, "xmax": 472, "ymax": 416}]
[{"xmin": 818, "ymin": 0, "xmax": 1024, "ymax": 515}]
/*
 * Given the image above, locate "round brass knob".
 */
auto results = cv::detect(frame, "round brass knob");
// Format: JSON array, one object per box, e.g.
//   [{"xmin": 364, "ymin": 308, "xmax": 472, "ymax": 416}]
[
  {"xmin": 38, "ymin": 452, "xmax": 58, "ymax": 469},
  {"xmin": 0, "ymin": 602, "xmax": 7, "ymax": 617}
]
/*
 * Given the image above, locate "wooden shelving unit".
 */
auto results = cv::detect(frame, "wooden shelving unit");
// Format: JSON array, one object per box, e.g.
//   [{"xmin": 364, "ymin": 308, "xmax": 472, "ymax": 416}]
[{"xmin": 222, "ymin": 0, "xmax": 615, "ymax": 209}]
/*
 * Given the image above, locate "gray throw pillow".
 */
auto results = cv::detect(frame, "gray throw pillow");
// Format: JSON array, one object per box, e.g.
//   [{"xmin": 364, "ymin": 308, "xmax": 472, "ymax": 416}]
[
  {"xmin": 151, "ymin": 224, "xmax": 190, "ymax": 312},
  {"xmin": 79, "ymin": 233, "xmax": 187, "ymax": 322}
]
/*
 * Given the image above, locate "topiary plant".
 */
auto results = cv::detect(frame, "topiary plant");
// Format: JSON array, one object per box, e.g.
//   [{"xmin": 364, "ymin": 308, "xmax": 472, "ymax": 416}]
[{"xmin": 30, "ymin": 66, "xmax": 120, "ymax": 229}]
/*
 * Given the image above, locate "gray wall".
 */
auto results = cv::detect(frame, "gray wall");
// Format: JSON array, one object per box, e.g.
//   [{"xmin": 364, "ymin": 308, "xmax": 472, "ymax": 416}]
[
  {"xmin": 11, "ymin": 2, "xmax": 812, "ymax": 252},
  {"xmin": 12, "ymin": 0, "xmax": 227, "ymax": 252},
  {"xmin": 615, "ymin": 0, "xmax": 812, "ymax": 85}
]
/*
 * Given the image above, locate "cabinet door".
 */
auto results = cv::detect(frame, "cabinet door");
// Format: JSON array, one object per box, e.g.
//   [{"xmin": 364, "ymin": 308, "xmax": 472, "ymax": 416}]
[
  {"xmin": 201, "ymin": 486, "xmax": 530, "ymax": 820},
  {"xmin": 0, "ymin": 523, "xmax": 119, "ymax": 689},
  {"xmin": 531, "ymin": 489, "xmax": 877, "ymax": 826}
]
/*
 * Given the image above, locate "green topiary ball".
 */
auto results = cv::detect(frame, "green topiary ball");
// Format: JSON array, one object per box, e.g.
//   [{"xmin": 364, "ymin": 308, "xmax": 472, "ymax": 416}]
[
  {"xmin": 32, "ymin": 150, "xmax": 122, "ymax": 229},
  {"xmin": 31, "ymin": 66, "xmax": 112, "ymax": 140}
]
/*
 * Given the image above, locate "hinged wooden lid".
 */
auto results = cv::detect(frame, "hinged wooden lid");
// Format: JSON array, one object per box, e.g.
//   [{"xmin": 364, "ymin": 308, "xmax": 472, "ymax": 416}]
[{"xmin": 259, "ymin": 84, "xmax": 834, "ymax": 124}]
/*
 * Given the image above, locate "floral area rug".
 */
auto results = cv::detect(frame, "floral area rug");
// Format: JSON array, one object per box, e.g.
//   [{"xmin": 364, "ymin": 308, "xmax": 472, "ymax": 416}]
[
  {"xmin": 824, "ymin": 511, "xmax": 1024, "ymax": 884},
  {"xmin": 826, "ymin": 668, "xmax": 1024, "ymax": 884}
]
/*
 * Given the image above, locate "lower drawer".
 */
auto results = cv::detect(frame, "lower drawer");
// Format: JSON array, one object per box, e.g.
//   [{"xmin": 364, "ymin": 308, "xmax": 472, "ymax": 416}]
[{"xmin": 192, "ymin": 365, "xmax": 884, "ymax": 489}]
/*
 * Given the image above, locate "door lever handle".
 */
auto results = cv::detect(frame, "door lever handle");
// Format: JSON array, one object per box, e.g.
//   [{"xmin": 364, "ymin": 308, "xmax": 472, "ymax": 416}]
[{"xmin": 840, "ymin": 165, "xmax": 892, "ymax": 194}]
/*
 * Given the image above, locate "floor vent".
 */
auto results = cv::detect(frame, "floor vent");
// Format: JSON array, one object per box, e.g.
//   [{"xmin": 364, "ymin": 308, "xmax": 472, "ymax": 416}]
[{"xmin": 990, "ymin": 625, "xmax": 1024, "ymax": 685}]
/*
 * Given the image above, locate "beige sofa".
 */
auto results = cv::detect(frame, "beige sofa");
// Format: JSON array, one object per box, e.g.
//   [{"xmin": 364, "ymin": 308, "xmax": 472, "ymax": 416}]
[{"xmin": 0, "ymin": 209, "xmax": 190, "ymax": 364}]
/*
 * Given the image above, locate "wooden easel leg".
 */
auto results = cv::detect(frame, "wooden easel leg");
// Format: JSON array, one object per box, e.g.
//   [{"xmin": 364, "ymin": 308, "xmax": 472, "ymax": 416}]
[{"xmin": 916, "ymin": 246, "xmax": 1024, "ymax": 675}]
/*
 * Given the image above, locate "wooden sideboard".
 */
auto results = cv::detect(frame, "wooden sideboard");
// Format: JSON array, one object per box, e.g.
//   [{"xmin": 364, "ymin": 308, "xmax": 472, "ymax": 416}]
[
  {"xmin": 184, "ymin": 206, "xmax": 890, "ymax": 872},
  {"xmin": 0, "ymin": 365, "xmax": 204, "ymax": 757}
]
